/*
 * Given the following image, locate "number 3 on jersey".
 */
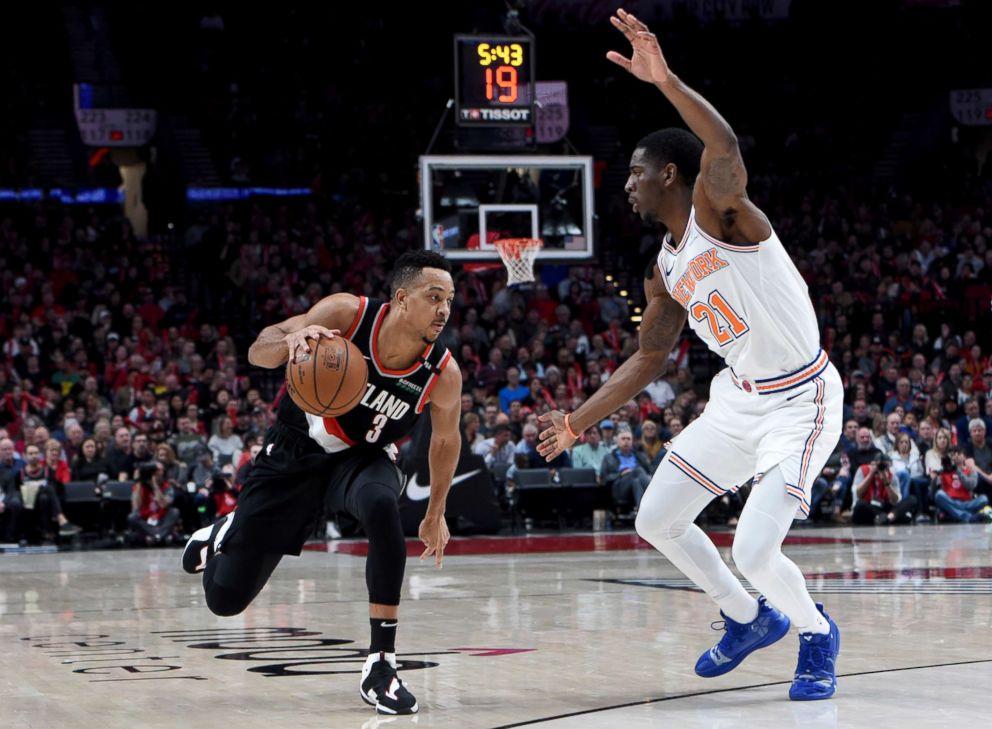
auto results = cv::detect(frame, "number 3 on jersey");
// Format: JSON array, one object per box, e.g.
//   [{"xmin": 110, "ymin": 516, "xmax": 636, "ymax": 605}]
[
  {"xmin": 365, "ymin": 413, "xmax": 388, "ymax": 443},
  {"xmin": 690, "ymin": 290, "xmax": 749, "ymax": 345}
]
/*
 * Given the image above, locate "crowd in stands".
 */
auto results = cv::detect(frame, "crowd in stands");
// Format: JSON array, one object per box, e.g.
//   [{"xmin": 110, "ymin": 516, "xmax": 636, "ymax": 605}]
[{"xmin": 0, "ymin": 143, "xmax": 990, "ymax": 547}]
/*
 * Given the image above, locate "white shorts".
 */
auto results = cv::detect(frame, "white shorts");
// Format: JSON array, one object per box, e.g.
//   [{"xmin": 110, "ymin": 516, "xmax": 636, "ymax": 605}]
[{"xmin": 659, "ymin": 356, "xmax": 842, "ymax": 519}]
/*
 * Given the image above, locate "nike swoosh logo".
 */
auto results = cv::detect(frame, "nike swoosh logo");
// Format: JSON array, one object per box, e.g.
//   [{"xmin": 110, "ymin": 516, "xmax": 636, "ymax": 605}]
[
  {"xmin": 709, "ymin": 648, "xmax": 733, "ymax": 666},
  {"xmin": 405, "ymin": 469, "xmax": 482, "ymax": 501},
  {"xmin": 664, "ymin": 262, "xmax": 675, "ymax": 276},
  {"xmin": 380, "ymin": 621, "xmax": 398, "ymax": 628}
]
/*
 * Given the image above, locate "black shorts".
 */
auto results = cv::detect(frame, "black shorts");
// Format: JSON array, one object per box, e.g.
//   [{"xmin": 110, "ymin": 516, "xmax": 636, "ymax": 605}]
[{"xmin": 223, "ymin": 423, "xmax": 404, "ymax": 555}]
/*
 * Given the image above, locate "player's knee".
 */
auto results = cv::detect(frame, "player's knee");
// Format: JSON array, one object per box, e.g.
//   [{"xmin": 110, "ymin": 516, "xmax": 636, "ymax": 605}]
[
  {"xmin": 205, "ymin": 584, "xmax": 252, "ymax": 617},
  {"xmin": 635, "ymin": 497, "xmax": 681, "ymax": 543},
  {"xmin": 360, "ymin": 484, "xmax": 400, "ymax": 525},
  {"xmin": 731, "ymin": 538, "xmax": 767, "ymax": 579}
]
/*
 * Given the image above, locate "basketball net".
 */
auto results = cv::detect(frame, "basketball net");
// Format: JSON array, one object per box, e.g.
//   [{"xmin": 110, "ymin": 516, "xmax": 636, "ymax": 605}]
[{"xmin": 494, "ymin": 238, "xmax": 543, "ymax": 286}]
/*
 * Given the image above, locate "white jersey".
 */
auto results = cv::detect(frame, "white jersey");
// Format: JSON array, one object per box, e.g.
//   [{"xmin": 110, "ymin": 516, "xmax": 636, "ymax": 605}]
[{"xmin": 657, "ymin": 206, "xmax": 821, "ymax": 383}]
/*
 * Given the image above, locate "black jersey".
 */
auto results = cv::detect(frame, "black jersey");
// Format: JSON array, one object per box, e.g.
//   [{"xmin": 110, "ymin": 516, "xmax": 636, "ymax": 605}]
[{"xmin": 275, "ymin": 297, "xmax": 452, "ymax": 453}]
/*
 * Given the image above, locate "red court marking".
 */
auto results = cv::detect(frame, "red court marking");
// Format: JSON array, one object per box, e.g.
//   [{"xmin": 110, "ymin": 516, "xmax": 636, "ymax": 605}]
[
  {"xmin": 808, "ymin": 566, "xmax": 992, "ymax": 581},
  {"xmin": 304, "ymin": 532, "xmax": 875, "ymax": 557},
  {"xmin": 449, "ymin": 648, "xmax": 536, "ymax": 657}
]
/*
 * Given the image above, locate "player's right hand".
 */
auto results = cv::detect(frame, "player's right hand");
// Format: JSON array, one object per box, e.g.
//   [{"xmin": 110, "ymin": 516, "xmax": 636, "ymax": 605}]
[
  {"xmin": 284, "ymin": 325, "xmax": 340, "ymax": 363},
  {"xmin": 537, "ymin": 410, "xmax": 578, "ymax": 461},
  {"xmin": 607, "ymin": 8, "xmax": 672, "ymax": 85}
]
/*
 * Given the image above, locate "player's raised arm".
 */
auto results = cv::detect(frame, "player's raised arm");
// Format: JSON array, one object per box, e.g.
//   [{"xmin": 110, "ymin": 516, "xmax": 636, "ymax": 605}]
[
  {"xmin": 538, "ymin": 265, "xmax": 686, "ymax": 460},
  {"xmin": 247, "ymin": 293, "xmax": 358, "ymax": 368},
  {"xmin": 607, "ymin": 8, "xmax": 769, "ymax": 240}
]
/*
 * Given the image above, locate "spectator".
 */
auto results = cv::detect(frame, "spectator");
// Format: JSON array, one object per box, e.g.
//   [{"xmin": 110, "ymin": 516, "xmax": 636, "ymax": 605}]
[
  {"xmin": 916, "ymin": 419, "xmax": 935, "ymax": 455},
  {"xmin": 600, "ymin": 430, "xmax": 652, "ymax": 513},
  {"xmin": 461, "ymin": 412, "xmax": 484, "ymax": 452},
  {"xmin": 637, "ymin": 419, "xmax": 666, "ymax": 466},
  {"xmin": 127, "ymin": 462, "xmax": 181, "ymax": 545},
  {"xmin": 570, "ymin": 425, "xmax": 611, "ymax": 476},
  {"xmin": 172, "ymin": 415, "xmax": 210, "ymax": 469},
  {"xmin": 934, "ymin": 448, "xmax": 992, "ymax": 523},
  {"xmin": 129, "ymin": 433, "xmax": 156, "ymax": 477},
  {"xmin": 645, "ymin": 372, "xmax": 676, "ymax": 409},
  {"xmin": 199, "ymin": 468, "xmax": 238, "ymax": 523},
  {"xmin": 883, "ymin": 378, "xmax": 913, "ymax": 414},
  {"xmin": 851, "ymin": 454, "xmax": 916, "ymax": 526},
  {"xmin": 472, "ymin": 423, "xmax": 515, "ymax": 470},
  {"xmin": 0, "ymin": 466, "xmax": 24, "ymax": 543},
  {"xmin": 599, "ymin": 419, "xmax": 617, "ymax": 448},
  {"xmin": 498, "ymin": 367, "xmax": 529, "ymax": 414},
  {"xmin": 838, "ymin": 419, "xmax": 859, "ymax": 452},
  {"xmin": 14, "ymin": 444, "xmax": 70, "ymax": 543},
  {"xmin": 0, "ymin": 438, "xmax": 24, "ymax": 482},
  {"xmin": 955, "ymin": 399, "xmax": 984, "ymax": 446},
  {"xmin": 890, "ymin": 433, "xmax": 929, "ymax": 522},
  {"xmin": 105, "ymin": 427, "xmax": 134, "ymax": 481},
  {"xmin": 156, "ymin": 443, "xmax": 189, "ymax": 486},
  {"xmin": 207, "ymin": 415, "xmax": 243, "ymax": 467},
  {"xmin": 479, "ymin": 402, "xmax": 500, "ymax": 438},
  {"xmin": 874, "ymin": 412, "xmax": 902, "ymax": 454},
  {"xmin": 963, "ymin": 419, "xmax": 992, "ymax": 496},
  {"xmin": 43, "ymin": 439, "xmax": 71, "ymax": 485},
  {"xmin": 70, "ymin": 438, "xmax": 110, "ymax": 482}
]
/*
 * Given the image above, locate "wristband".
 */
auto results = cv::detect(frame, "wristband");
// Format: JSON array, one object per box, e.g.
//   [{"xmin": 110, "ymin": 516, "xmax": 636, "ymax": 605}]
[{"xmin": 564, "ymin": 413, "xmax": 580, "ymax": 440}]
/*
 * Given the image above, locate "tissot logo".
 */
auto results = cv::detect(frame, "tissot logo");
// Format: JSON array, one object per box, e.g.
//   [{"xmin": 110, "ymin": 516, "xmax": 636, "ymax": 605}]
[{"xmin": 461, "ymin": 108, "xmax": 532, "ymax": 122}]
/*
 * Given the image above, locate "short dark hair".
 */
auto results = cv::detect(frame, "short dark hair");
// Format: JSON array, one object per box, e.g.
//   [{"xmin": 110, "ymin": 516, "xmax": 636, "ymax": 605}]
[
  {"xmin": 391, "ymin": 250, "xmax": 452, "ymax": 295},
  {"xmin": 635, "ymin": 128, "xmax": 704, "ymax": 186}
]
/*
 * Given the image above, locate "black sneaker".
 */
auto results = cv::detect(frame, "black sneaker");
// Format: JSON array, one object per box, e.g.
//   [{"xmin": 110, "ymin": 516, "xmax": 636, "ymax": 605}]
[
  {"xmin": 360, "ymin": 651, "xmax": 418, "ymax": 715},
  {"xmin": 181, "ymin": 513, "xmax": 233, "ymax": 574}
]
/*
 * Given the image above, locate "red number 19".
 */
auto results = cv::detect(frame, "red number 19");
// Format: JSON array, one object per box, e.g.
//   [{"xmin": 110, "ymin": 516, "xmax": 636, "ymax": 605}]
[{"xmin": 485, "ymin": 65, "xmax": 518, "ymax": 103}]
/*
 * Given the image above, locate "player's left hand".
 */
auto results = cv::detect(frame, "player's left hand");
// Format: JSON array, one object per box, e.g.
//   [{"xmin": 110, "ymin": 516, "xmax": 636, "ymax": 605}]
[
  {"xmin": 419, "ymin": 513, "xmax": 450, "ymax": 568},
  {"xmin": 607, "ymin": 8, "xmax": 672, "ymax": 85}
]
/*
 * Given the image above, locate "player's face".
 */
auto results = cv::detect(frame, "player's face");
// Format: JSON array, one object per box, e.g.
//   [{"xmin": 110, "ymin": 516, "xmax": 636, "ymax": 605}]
[
  {"xmin": 404, "ymin": 269, "xmax": 455, "ymax": 344},
  {"xmin": 625, "ymin": 148, "xmax": 669, "ymax": 223}
]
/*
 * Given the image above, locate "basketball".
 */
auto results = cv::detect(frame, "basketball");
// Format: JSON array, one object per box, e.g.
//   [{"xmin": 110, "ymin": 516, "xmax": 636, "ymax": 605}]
[{"xmin": 285, "ymin": 336, "xmax": 368, "ymax": 417}]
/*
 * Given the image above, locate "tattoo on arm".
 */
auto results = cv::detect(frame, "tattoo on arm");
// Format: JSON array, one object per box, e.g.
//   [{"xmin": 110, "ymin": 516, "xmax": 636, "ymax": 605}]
[
  {"xmin": 704, "ymin": 155, "xmax": 745, "ymax": 206},
  {"xmin": 639, "ymin": 298, "xmax": 685, "ymax": 355}
]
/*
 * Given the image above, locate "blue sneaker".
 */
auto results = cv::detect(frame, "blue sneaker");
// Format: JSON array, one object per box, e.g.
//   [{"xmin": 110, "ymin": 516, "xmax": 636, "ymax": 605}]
[
  {"xmin": 694, "ymin": 596, "xmax": 791, "ymax": 678},
  {"xmin": 790, "ymin": 603, "xmax": 840, "ymax": 701}
]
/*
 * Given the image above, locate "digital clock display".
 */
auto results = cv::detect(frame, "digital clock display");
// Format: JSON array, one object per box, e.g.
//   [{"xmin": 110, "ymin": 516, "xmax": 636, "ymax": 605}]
[{"xmin": 455, "ymin": 35, "xmax": 534, "ymax": 126}]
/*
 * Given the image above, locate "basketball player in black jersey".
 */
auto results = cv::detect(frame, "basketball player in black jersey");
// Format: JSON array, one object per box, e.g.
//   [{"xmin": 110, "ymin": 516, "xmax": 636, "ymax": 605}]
[{"xmin": 181, "ymin": 250, "xmax": 461, "ymax": 715}]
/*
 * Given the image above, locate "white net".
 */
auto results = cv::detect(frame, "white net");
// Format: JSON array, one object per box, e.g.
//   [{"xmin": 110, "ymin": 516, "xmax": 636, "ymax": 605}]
[{"xmin": 494, "ymin": 238, "xmax": 543, "ymax": 285}]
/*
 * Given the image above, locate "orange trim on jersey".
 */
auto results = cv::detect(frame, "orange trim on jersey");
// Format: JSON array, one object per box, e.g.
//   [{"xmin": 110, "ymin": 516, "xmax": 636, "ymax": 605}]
[
  {"xmin": 693, "ymin": 222, "xmax": 761, "ymax": 253},
  {"xmin": 663, "ymin": 209, "xmax": 694, "ymax": 255},
  {"xmin": 416, "ymin": 350, "xmax": 453, "ymax": 413},
  {"xmin": 370, "ymin": 304, "xmax": 434, "ymax": 377},
  {"xmin": 669, "ymin": 452, "xmax": 724, "ymax": 496},
  {"xmin": 785, "ymin": 484, "xmax": 811, "ymax": 516},
  {"xmin": 322, "ymin": 416, "xmax": 356, "ymax": 446},
  {"xmin": 754, "ymin": 351, "xmax": 828, "ymax": 393},
  {"xmin": 343, "ymin": 296, "xmax": 367, "ymax": 339}
]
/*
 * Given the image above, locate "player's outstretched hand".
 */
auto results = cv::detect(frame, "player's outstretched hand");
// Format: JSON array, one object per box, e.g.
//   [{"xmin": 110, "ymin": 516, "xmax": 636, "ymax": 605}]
[
  {"xmin": 537, "ymin": 410, "xmax": 577, "ymax": 461},
  {"xmin": 419, "ymin": 514, "xmax": 450, "ymax": 568},
  {"xmin": 606, "ymin": 8, "xmax": 672, "ymax": 85},
  {"xmin": 283, "ymin": 326, "xmax": 340, "ymax": 363}
]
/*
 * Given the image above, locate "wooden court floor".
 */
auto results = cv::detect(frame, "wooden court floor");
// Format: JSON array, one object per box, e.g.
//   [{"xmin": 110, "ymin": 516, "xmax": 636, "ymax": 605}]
[{"xmin": 2, "ymin": 524, "xmax": 990, "ymax": 728}]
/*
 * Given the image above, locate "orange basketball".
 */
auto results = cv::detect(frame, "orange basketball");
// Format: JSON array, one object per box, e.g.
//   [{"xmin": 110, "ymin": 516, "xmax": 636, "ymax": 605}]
[{"xmin": 285, "ymin": 336, "xmax": 368, "ymax": 417}]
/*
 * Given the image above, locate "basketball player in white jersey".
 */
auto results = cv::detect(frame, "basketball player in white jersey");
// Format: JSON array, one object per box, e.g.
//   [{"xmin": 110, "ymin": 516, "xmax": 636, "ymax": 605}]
[{"xmin": 539, "ymin": 9, "xmax": 841, "ymax": 700}]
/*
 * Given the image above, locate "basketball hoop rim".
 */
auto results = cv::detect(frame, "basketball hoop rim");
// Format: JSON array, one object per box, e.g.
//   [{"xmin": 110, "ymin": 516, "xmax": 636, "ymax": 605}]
[{"xmin": 493, "ymin": 238, "xmax": 543, "ymax": 260}]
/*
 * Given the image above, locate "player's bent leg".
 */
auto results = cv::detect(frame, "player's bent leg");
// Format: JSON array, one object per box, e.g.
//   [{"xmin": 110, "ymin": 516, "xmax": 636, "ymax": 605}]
[
  {"xmin": 202, "ymin": 549, "xmax": 282, "ymax": 617},
  {"xmin": 636, "ymin": 458, "xmax": 758, "ymax": 624},
  {"xmin": 732, "ymin": 465, "xmax": 839, "ymax": 699}
]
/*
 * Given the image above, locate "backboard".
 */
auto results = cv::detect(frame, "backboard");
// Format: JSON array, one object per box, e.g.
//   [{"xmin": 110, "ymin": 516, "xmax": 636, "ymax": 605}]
[{"xmin": 420, "ymin": 155, "xmax": 594, "ymax": 262}]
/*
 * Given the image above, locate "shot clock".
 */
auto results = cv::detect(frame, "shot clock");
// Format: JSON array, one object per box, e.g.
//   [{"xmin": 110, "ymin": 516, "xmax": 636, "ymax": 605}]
[{"xmin": 455, "ymin": 35, "xmax": 534, "ymax": 126}]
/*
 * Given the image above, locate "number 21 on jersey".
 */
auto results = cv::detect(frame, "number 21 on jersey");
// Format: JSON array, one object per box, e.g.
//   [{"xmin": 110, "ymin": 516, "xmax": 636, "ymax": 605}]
[{"xmin": 690, "ymin": 290, "xmax": 749, "ymax": 345}]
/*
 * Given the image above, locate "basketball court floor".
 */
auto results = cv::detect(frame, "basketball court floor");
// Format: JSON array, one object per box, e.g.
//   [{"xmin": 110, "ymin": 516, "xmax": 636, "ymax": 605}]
[{"xmin": 2, "ymin": 524, "xmax": 989, "ymax": 728}]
